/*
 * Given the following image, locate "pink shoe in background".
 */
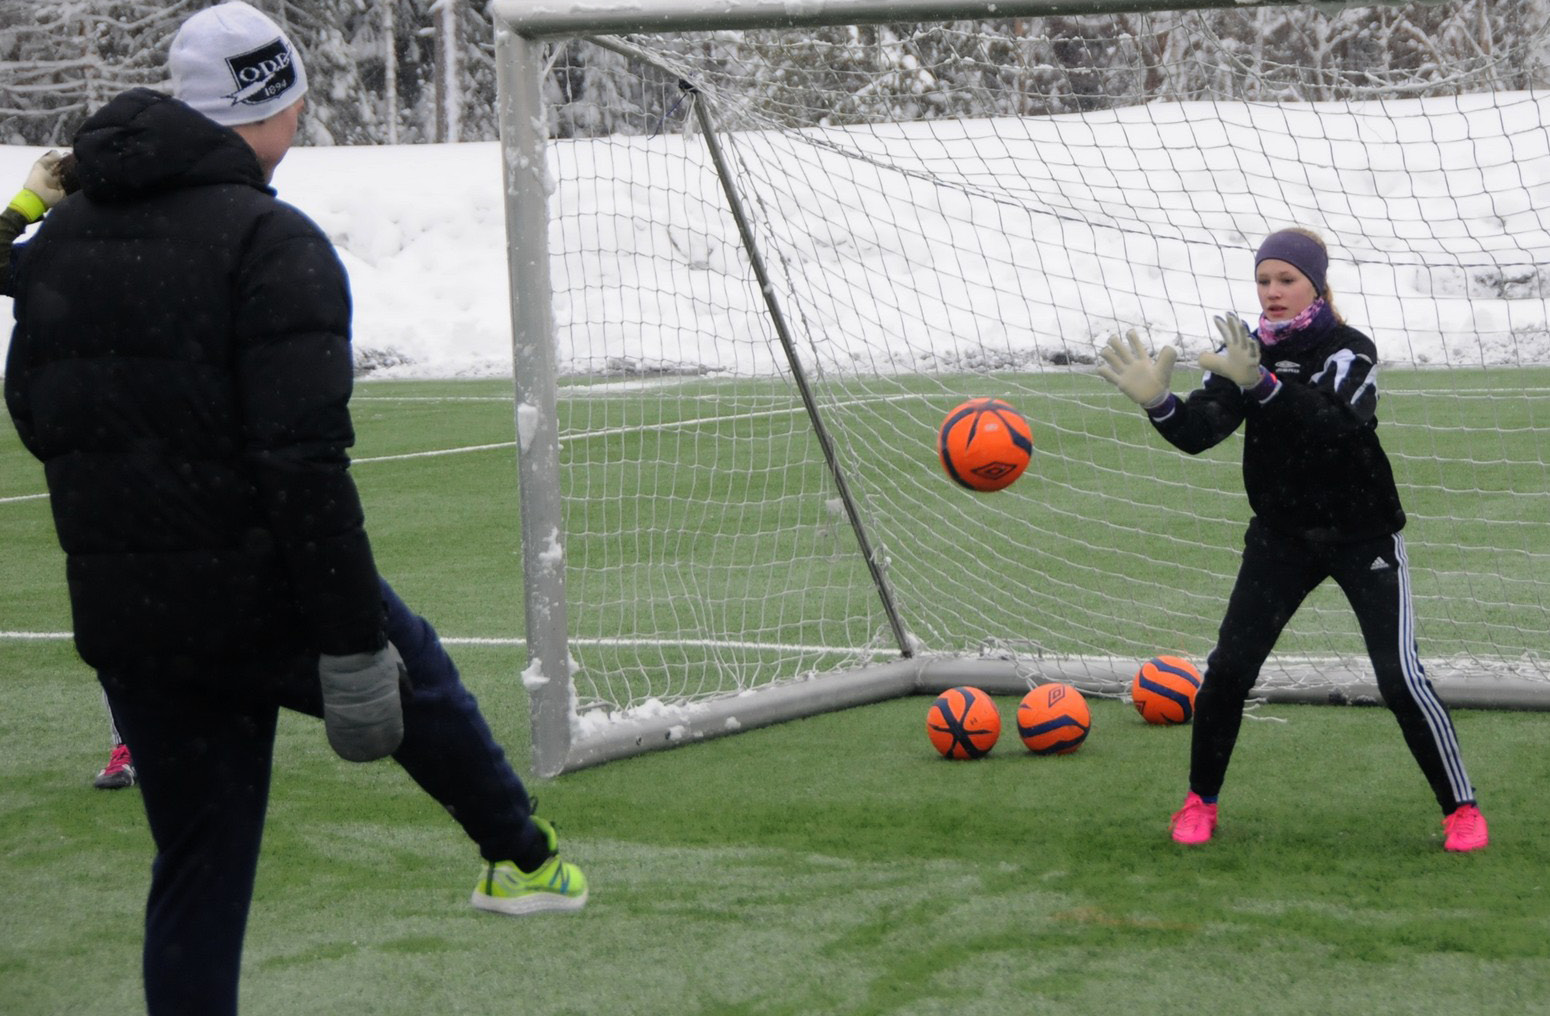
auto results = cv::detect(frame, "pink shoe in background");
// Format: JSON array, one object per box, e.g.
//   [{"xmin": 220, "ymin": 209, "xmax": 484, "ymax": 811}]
[
  {"xmin": 93, "ymin": 743, "xmax": 137, "ymax": 790},
  {"xmin": 1170, "ymin": 791, "xmax": 1217, "ymax": 845}
]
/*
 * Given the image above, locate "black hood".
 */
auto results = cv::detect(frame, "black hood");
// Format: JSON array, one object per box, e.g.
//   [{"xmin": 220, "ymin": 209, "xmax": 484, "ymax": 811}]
[{"xmin": 72, "ymin": 88, "xmax": 272, "ymax": 203}]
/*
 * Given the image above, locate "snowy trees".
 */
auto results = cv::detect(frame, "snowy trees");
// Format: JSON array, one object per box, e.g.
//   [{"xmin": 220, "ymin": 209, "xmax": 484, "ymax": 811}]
[
  {"xmin": 647, "ymin": 2, "xmax": 1550, "ymax": 127},
  {"xmin": 0, "ymin": 0, "xmax": 1545, "ymax": 146},
  {"xmin": 0, "ymin": 0, "xmax": 492, "ymax": 145},
  {"xmin": 0, "ymin": 2, "xmax": 177, "ymax": 144}
]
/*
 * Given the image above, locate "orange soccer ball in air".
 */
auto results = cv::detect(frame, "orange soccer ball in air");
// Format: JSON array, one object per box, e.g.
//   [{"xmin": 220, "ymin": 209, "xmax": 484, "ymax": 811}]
[{"xmin": 938, "ymin": 398, "xmax": 1033, "ymax": 492}]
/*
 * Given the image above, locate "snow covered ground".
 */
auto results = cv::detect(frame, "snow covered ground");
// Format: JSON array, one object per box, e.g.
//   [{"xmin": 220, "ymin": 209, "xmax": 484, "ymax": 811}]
[{"xmin": 2, "ymin": 92, "xmax": 1548, "ymax": 378}]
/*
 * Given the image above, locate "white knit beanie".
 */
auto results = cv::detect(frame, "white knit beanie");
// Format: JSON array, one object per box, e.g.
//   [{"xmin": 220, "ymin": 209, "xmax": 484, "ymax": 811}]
[{"xmin": 169, "ymin": 1, "xmax": 308, "ymax": 127}]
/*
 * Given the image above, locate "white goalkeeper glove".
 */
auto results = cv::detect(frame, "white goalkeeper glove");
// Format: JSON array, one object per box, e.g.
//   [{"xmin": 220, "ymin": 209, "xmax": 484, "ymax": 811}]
[
  {"xmin": 1199, "ymin": 315, "xmax": 1264, "ymax": 388},
  {"xmin": 319, "ymin": 643, "xmax": 406, "ymax": 762},
  {"xmin": 1096, "ymin": 329, "xmax": 1177, "ymax": 409},
  {"xmin": 7, "ymin": 150, "xmax": 69, "ymax": 223}
]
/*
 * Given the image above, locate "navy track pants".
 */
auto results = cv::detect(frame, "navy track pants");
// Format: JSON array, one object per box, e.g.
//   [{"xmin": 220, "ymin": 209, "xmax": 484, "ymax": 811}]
[{"xmin": 99, "ymin": 580, "xmax": 546, "ymax": 1016}]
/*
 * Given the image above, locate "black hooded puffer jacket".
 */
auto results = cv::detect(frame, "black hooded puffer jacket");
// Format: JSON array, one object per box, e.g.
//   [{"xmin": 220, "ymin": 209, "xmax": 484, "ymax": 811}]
[{"xmin": 4, "ymin": 88, "xmax": 385, "ymax": 667}]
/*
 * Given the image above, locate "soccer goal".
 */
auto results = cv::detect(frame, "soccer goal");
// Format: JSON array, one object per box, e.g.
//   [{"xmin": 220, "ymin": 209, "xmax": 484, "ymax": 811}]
[{"xmin": 489, "ymin": 0, "xmax": 1550, "ymax": 775}]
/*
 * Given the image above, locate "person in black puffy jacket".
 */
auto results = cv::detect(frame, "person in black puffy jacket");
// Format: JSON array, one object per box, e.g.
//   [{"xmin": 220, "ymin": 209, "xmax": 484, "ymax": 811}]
[
  {"xmin": 3, "ymin": 6, "xmax": 585, "ymax": 1014},
  {"xmin": 1097, "ymin": 227, "xmax": 1487, "ymax": 853}
]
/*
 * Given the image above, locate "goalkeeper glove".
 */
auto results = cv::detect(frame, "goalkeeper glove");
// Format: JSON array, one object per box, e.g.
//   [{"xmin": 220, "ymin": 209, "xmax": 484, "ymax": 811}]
[
  {"xmin": 7, "ymin": 150, "xmax": 69, "ymax": 224},
  {"xmin": 1199, "ymin": 315, "xmax": 1265, "ymax": 388},
  {"xmin": 319, "ymin": 643, "xmax": 406, "ymax": 762},
  {"xmin": 1096, "ymin": 329, "xmax": 1177, "ymax": 409}
]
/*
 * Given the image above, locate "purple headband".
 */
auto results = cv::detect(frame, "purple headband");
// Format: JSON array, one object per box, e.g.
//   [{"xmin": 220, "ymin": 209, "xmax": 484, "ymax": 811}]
[{"xmin": 1255, "ymin": 230, "xmax": 1328, "ymax": 296}]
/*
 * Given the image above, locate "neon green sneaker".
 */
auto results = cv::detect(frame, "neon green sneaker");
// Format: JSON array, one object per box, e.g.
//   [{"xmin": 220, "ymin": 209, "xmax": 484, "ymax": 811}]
[{"xmin": 470, "ymin": 817, "xmax": 588, "ymax": 915}]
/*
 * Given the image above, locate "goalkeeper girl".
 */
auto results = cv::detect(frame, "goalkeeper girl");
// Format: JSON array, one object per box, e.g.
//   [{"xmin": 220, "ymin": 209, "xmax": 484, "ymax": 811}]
[{"xmin": 1096, "ymin": 227, "xmax": 1487, "ymax": 852}]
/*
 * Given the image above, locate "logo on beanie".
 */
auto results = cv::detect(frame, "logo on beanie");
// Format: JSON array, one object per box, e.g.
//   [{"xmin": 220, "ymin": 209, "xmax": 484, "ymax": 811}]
[{"xmin": 223, "ymin": 37, "xmax": 297, "ymax": 108}]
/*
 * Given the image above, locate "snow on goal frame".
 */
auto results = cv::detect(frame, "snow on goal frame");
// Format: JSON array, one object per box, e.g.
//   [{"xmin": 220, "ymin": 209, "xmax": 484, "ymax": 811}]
[{"xmin": 490, "ymin": 0, "xmax": 1550, "ymax": 776}]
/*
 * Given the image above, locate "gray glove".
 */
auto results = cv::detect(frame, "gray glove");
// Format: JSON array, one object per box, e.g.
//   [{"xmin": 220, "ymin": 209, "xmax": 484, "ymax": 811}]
[
  {"xmin": 1096, "ymin": 329, "xmax": 1177, "ymax": 409},
  {"xmin": 319, "ymin": 644, "xmax": 406, "ymax": 762},
  {"xmin": 1199, "ymin": 315, "xmax": 1263, "ymax": 388}
]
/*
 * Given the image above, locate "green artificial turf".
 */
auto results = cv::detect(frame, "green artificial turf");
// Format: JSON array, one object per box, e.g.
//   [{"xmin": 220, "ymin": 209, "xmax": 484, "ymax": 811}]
[
  {"xmin": 2, "ymin": 651, "xmax": 1547, "ymax": 1015},
  {"xmin": 3, "ymin": 377, "xmax": 1548, "ymax": 1015}
]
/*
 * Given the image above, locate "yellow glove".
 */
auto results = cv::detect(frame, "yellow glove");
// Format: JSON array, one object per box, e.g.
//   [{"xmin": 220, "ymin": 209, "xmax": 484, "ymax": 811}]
[
  {"xmin": 1199, "ymin": 315, "xmax": 1263, "ymax": 388},
  {"xmin": 1096, "ymin": 329, "xmax": 1177, "ymax": 409},
  {"xmin": 8, "ymin": 150, "xmax": 69, "ymax": 223}
]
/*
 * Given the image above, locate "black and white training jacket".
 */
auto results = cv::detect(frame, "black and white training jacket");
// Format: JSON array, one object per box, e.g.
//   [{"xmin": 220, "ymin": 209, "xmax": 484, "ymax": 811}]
[{"xmin": 1145, "ymin": 312, "xmax": 1407, "ymax": 544}]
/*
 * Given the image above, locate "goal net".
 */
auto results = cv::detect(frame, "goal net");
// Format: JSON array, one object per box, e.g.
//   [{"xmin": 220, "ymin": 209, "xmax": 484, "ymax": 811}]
[{"xmin": 490, "ymin": 0, "xmax": 1550, "ymax": 774}]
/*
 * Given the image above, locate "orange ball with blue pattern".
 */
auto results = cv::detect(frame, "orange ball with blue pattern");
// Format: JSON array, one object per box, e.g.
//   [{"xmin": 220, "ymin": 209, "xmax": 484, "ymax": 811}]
[
  {"xmin": 926, "ymin": 686, "xmax": 1001, "ymax": 759},
  {"xmin": 1131, "ymin": 656, "xmax": 1202, "ymax": 725},
  {"xmin": 1017, "ymin": 683, "xmax": 1091, "ymax": 755},
  {"xmin": 938, "ymin": 398, "xmax": 1033, "ymax": 492}
]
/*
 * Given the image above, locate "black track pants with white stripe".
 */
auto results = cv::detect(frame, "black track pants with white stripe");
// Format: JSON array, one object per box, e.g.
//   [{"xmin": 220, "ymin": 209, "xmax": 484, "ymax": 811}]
[{"xmin": 1189, "ymin": 517, "xmax": 1476, "ymax": 813}]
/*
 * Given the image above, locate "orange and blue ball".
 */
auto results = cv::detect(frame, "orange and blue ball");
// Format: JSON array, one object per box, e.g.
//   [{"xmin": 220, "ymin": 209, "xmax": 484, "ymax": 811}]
[
  {"xmin": 1016, "ymin": 682, "xmax": 1091, "ymax": 755},
  {"xmin": 926, "ymin": 686, "xmax": 1001, "ymax": 759},
  {"xmin": 938, "ymin": 398, "xmax": 1033, "ymax": 492},
  {"xmin": 1131, "ymin": 655, "xmax": 1202, "ymax": 725}
]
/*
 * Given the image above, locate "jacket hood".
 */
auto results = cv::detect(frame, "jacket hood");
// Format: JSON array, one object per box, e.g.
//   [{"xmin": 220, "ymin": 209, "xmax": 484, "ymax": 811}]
[{"xmin": 72, "ymin": 88, "xmax": 272, "ymax": 203}]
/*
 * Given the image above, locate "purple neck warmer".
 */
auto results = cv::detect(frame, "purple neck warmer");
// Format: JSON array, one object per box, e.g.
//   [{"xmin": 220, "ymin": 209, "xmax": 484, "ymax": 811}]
[{"xmin": 1257, "ymin": 298, "xmax": 1332, "ymax": 346}]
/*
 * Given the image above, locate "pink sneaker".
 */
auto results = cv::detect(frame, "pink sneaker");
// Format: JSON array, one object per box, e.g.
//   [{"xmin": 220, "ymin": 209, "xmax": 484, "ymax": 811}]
[
  {"xmin": 93, "ymin": 743, "xmax": 136, "ymax": 790},
  {"xmin": 1442, "ymin": 804, "xmax": 1488, "ymax": 852},
  {"xmin": 1170, "ymin": 791, "xmax": 1217, "ymax": 845}
]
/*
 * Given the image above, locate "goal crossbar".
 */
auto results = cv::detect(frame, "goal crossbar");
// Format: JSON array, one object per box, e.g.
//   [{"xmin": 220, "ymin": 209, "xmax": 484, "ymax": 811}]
[{"xmin": 492, "ymin": 0, "xmax": 1301, "ymax": 38}]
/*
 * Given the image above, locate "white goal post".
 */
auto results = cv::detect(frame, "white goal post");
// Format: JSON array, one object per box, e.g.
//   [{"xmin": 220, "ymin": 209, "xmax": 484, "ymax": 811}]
[{"xmin": 490, "ymin": 0, "xmax": 1550, "ymax": 776}]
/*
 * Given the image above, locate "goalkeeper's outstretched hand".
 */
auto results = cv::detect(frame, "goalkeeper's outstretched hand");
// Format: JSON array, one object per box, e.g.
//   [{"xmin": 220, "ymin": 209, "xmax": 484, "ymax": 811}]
[
  {"xmin": 7, "ymin": 150, "xmax": 69, "ymax": 223},
  {"xmin": 1096, "ymin": 329, "xmax": 1177, "ymax": 409},
  {"xmin": 1200, "ymin": 315, "xmax": 1262, "ymax": 388}
]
